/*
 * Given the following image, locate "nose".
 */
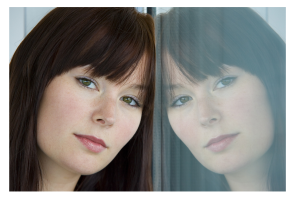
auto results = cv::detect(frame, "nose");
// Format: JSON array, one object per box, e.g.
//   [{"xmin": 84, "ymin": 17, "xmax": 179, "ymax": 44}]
[
  {"xmin": 92, "ymin": 96, "xmax": 116, "ymax": 126},
  {"xmin": 197, "ymin": 96, "xmax": 221, "ymax": 127}
]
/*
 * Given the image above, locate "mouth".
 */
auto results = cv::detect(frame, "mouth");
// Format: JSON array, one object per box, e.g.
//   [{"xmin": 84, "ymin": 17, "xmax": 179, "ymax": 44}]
[
  {"xmin": 205, "ymin": 133, "xmax": 239, "ymax": 152},
  {"xmin": 74, "ymin": 134, "xmax": 107, "ymax": 153}
]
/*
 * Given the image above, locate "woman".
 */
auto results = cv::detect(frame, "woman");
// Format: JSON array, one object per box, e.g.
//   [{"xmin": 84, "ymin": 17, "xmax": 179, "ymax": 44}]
[
  {"xmin": 158, "ymin": 7, "xmax": 285, "ymax": 191},
  {"xmin": 10, "ymin": 7, "xmax": 155, "ymax": 191}
]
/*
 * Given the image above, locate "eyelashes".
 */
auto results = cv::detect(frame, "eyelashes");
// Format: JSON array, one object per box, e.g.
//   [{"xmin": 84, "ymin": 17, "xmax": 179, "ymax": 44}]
[
  {"xmin": 77, "ymin": 77, "xmax": 98, "ymax": 90},
  {"xmin": 169, "ymin": 76, "xmax": 237, "ymax": 108},
  {"xmin": 120, "ymin": 96, "xmax": 141, "ymax": 108},
  {"xmin": 76, "ymin": 77, "xmax": 141, "ymax": 108},
  {"xmin": 214, "ymin": 76, "xmax": 237, "ymax": 90},
  {"xmin": 170, "ymin": 96, "xmax": 193, "ymax": 107}
]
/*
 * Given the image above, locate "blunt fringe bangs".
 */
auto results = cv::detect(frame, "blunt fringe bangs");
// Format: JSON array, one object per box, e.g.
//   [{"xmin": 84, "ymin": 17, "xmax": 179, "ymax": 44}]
[
  {"xmin": 10, "ymin": 7, "xmax": 155, "ymax": 191},
  {"xmin": 160, "ymin": 8, "xmax": 285, "ymax": 84}
]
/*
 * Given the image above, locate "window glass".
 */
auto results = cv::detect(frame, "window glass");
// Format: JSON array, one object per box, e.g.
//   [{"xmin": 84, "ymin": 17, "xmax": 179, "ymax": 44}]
[{"xmin": 153, "ymin": 7, "xmax": 286, "ymax": 191}]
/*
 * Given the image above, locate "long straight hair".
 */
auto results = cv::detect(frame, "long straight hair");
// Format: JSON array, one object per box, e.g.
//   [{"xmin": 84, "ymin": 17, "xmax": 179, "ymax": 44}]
[
  {"xmin": 10, "ymin": 7, "xmax": 155, "ymax": 191},
  {"xmin": 159, "ymin": 7, "xmax": 285, "ymax": 191}
]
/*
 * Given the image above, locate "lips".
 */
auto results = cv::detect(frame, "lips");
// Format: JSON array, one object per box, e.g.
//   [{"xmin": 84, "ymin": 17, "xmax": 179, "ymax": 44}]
[
  {"xmin": 75, "ymin": 134, "xmax": 107, "ymax": 153},
  {"xmin": 205, "ymin": 133, "xmax": 239, "ymax": 152}
]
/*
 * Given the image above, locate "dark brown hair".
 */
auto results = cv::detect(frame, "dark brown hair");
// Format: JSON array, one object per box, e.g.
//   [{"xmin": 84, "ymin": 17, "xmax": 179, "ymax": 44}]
[
  {"xmin": 158, "ymin": 7, "xmax": 285, "ymax": 191},
  {"xmin": 10, "ymin": 7, "xmax": 155, "ymax": 191}
]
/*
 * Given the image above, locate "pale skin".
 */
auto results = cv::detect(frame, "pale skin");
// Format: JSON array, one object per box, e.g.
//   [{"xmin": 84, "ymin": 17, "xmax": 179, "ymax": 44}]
[
  {"xmin": 167, "ymin": 57, "xmax": 274, "ymax": 190},
  {"xmin": 37, "ymin": 64, "xmax": 145, "ymax": 191}
]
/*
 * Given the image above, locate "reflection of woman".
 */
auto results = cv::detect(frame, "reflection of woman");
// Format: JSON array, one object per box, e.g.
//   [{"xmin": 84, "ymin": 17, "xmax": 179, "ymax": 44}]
[
  {"xmin": 160, "ymin": 7, "xmax": 285, "ymax": 191},
  {"xmin": 10, "ymin": 8, "xmax": 155, "ymax": 191}
]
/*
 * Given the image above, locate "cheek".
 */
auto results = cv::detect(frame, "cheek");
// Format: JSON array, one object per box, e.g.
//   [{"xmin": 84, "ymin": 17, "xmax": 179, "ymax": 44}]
[
  {"xmin": 37, "ymin": 82, "xmax": 88, "ymax": 155},
  {"xmin": 51, "ymin": 89, "xmax": 87, "ymax": 124},
  {"xmin": 225, "ymin": 88, "xmax": 274, "ymax": 155},
  {"xmin": 223, "ymin": 93, "xmax": 254, "ymax": 123},
  {"xmin": 113, "ymin": 110, "xmax": 142, "ymax": 148},
  {"xmin": 168, "ymin": 109, "xmax": 184, "ymax": 138},
  {"xmin": 38, "ymin": 89, "xmax": 84, "ymax": 133},
  {"xmin": 225, "ymin": 87, "xmax": 273, "ymax": 129},
  {"xmin": 168, "ymin": 107, "xmax": 198, "ymax": 146}
]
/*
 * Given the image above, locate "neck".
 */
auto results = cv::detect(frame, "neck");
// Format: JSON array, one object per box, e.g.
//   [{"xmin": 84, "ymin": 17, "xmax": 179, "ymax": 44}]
[
  {"xmin": 224, "ymin": 150, "xmax": 272, "ymax": 191},
  {"xmin": 38, "ymin": 149, "xmax": 81, "ymax": 191}
]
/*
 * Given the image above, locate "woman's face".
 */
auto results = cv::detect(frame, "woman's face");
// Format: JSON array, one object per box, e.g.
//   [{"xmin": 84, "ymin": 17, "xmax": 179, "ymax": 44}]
[
  {"xmin": 37, "ymin": 65, "xmax": 144, "ymax": 176},
  {"xmin": 167, "ymin": 64, "xmax": 274, "ymax": 174}
]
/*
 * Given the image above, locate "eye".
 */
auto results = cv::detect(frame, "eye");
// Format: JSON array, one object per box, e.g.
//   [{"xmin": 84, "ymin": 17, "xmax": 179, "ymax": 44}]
[
  {"xmin": 171, "ymin": 96, "xmax": 193, "ymax": 107},
  {"xmin": 214, "ymin": 76, "xmax": 236, "ymax": 90},
  {"xmin": 77, "ymin": 78, "xmax": 97, "ymax": 90},
  {"xmin": 121, "ymin": 96, "xmax": 141, "ymax": 108}
]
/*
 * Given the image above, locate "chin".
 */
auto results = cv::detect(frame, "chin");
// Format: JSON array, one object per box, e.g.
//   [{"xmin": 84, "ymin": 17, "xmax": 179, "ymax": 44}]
[
  {"xmin": 60, "ymin": 155, "xmax": 109, "ymax": 176},
  {"xmin": 207, "ymin": 163, "xmax": 243, "ymax": 175},
  {"xmin": 77, "ymin": 168, "xmax": 102, "ymax": 176},
  {"xmin": 195, "ymin": 154, "xmax": 248, "ymax": 175}
]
